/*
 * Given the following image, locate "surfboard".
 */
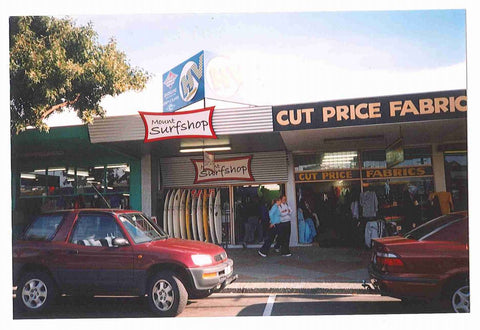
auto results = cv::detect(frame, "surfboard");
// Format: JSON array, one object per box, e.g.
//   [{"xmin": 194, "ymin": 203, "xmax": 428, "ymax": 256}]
[
  {"xmin": 163, "ymin": 190, "xmax": 171, "ymax": 234},
  {"xmin": 185, "ymin": 190, "xmax": 191, "ymax": 240},
  {"xmin": 202, "ymin": 189, "xmax": 209, "ymax": 242},
  {"xmin": 208, "ymin": 189, "xmax": 216, "ymax": 244},
  {"xmin": 167, "ymin": 189, "xmax": 176, "ymax": 237},
  {"xmin": 214, "ymin": 190, "xmax": 222, "ymax": 243},
  {"xmin": 196, "ymin": 190, "xmax": 204, "ymax": 241},
  {"xmin": 191, "ymin": 191, "xmax": 198, "ymax": 240},
  {"xmin": 179, "ymin": 189, "xmax": 187, "ymax": 239},
  {"xmin": 173, "ymin": 189, "xmax": 182, "ymax": 238}
]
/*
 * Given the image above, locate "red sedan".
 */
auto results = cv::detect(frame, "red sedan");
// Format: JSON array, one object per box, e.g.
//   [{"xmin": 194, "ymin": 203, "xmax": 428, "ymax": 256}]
[{"xmin": 368, "ymin": 212, "xmax": 469, "ymax": 313}]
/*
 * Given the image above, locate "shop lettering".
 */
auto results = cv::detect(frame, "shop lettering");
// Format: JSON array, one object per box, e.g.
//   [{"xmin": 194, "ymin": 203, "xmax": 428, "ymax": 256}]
[
  {"xmin": 192, "ymin": 155, "xmax": 254, "ymax": 184},
  {"xmin": 199, "ymin": 164, "xmax": 249, "ymax": 178},
  {"xmin": 149, "ymin": 119, "xmax": 209, "ymax": 135},
  {"xmin": 276, "ymin": 108, "xmax": 314, "ymax": 126},
  {"xmin": 273, "ymin": 91, "xmax": 467, "ymax": 130},
  {"xmin": 363, "ymin": 167, "xmax": 427, "ymax": 178},
  {"xmin": 390, "ymin": 96, "xmax": 467, "ymax": 117},
  {"xmin": 322, "ymin": 103, "xmax": 381, "ymax": 122},
  {"xmin": 297, "ymin": 170, "xmax": 356, "ymax": 181},
  {"xmin": 139, "ymin": 107, "xmax": 216, "ymax": 143}
]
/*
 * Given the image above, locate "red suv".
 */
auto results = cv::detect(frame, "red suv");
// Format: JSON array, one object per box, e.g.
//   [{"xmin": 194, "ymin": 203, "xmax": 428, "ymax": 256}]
[
  {"xmin": 367, "ymin": 212, "xmax": 469, "ymax": 312},
  {"xmin": 13, "ymin": 209, "xmax": 236, "ymax": 317}
]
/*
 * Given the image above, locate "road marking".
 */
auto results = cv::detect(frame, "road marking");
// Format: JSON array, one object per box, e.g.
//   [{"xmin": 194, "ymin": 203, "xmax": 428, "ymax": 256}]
[{"xmin": 262, "ymin": 294, "xmax": 276, "ymax": 316}]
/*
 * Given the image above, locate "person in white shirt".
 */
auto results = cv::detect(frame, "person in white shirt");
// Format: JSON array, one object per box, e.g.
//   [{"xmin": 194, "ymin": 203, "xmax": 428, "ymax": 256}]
[{"xmin": 273, "ymin": 195, "xmax": 292, "ymax": 256}]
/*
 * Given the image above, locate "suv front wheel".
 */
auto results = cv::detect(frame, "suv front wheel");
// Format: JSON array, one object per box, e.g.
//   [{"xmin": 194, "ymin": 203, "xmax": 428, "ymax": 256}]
[
  {"xmin": 147, "ymin": 271, "xmax": 188, "ymax": 317},
  {"xmin": 15, "ymin": 271, "xmax": 56, "ymax": 313}
]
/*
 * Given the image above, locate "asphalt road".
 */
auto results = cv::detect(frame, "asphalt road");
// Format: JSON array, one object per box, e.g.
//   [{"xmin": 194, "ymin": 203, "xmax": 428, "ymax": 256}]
[{"xmin": 13, "ymin": 293, "xmax": 452, "ymax": 319}]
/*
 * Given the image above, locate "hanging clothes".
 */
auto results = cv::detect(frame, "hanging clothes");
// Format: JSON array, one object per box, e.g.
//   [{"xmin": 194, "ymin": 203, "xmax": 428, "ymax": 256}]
[
  {"xmin": 298, "ymin": 208, "xmax": 307, "ymax": 244},
  {"xmin": 360, "ymin": 191, "xmax": 378, "ymax": 218},
  {"xmin": 350, "ymin": 201, "xmax": 359, "ymax": 220},
  {"xmin": 436, "ymin": 191, "xmax": 454, "ymax": 215},
  {"xmin": 298, "ymin": 207, "xmax": 317, "ymax": 244},
  {"xmin": 305, "ymin": 218, "xmax": 317, "ymax": 243},
  {"xmin": 365, "ymin": 220, "xmax": 386, "ymax": 248}
]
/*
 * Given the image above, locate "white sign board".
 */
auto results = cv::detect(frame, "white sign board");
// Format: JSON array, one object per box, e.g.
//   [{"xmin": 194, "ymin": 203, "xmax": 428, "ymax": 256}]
[{"xmin": 139, "ymin": 107, "xmax": 216, "ymax": 143}]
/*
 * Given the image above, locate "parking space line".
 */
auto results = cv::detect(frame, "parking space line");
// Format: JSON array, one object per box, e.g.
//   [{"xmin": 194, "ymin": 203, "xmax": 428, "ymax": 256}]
[{"xmin": 262, "ymin": 294, "xmax": 276, "ymax": 316}]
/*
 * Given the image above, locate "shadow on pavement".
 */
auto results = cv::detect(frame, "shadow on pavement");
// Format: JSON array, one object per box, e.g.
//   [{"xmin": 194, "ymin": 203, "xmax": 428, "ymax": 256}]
[
  {"xmin": 236, "ymin": 295, "xmax": 451, "ymax": 317},
  {"xmin": 13, "ymin": 296, "xmax": 153, "ymax": 319}
]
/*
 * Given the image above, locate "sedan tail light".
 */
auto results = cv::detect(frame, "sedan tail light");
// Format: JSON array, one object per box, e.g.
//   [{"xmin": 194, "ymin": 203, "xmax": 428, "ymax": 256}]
[{"xmin": 375, "ymin": 252, "xmax": 405, "ymax": 272}]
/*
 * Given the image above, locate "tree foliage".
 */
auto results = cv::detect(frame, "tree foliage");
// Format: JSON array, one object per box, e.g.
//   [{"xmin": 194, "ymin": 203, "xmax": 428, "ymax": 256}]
[{"xmin": 10, "ymin": 16, "xmax": 150, "ymax": 134}]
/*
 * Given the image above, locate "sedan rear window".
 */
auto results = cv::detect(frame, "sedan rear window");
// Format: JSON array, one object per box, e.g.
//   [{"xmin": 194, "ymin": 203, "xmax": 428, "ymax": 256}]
[
  {"xmin": 404, "ymin": 214, "xmax": 467, "ymax": 241},
  {"xmin": 23, "ymin": 214, "xmax": 64, "ymax": 241}
]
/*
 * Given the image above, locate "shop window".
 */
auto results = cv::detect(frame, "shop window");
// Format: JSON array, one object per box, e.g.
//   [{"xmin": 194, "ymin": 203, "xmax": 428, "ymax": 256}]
[
  {"xmin": 294, "ymin": 151, "xmax": 359, "ymax": 171},
  {"xmin": 362, "ymin": 177, "xmax": 435, "ymax": 226},
  {"xmin": 444, "ymin": 152, "xmax": 468, "ymax": 211},
  {"xmin": 362, "ymin": 150, "xmax": 387, "ymax": 168},
  {"xmin": 77, "ymin": 167, "xmax": 104, "ymax": 194},
  {"xmin": 106, "ymin": 164, "xmax": 130, "ymax": 194},
  {"xmin": 362, "ymin": 147, "xmax": 432, "ymax": 168},
  {"xmin": 20, "ymin": 170, "xmax": 46, "ymax": 196},
  {"xmin": 47, "ymin": 167, "xmax": 74, "ymax": 196}
]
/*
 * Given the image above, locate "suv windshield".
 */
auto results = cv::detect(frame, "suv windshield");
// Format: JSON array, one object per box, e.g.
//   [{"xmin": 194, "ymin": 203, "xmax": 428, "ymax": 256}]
[
  {"xmin": 118, "ymin": 213, "xmax": 167, "ymax": 244},
  {"xmin": 404, "ymin": 213, "xmax": 466, "ymax": 240}
]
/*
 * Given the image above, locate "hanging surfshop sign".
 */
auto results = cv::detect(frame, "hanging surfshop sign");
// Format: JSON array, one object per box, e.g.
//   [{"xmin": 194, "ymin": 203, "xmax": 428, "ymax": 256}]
[
  {"xmin": 273, "ymin": 90, "xmax": 467, "ymax": 131},
  {"xmin": 139, "ymin": 107, "xmax": 216, "ymax": 143},
  {"xmin": 192, "ymin": 155, "xmax": 254, "ymax": 184}
]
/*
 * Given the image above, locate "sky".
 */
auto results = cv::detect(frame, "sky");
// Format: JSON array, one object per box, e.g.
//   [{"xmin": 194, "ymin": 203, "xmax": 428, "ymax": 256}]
[{"xmin": 37, "ymin": 5, "xmax": 468, "ymax": 127}]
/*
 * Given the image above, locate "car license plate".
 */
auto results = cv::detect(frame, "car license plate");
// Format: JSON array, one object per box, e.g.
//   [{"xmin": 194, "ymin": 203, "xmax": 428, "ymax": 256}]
[{"xmin": 224, "ymin": 265, "xmax": 232, "ymax": 275}]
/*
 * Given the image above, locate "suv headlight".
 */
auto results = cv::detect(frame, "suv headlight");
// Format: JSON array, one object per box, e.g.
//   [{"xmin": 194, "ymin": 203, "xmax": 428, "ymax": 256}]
[{"xmin": 191, "ymin": 254, "xmax": 213, "ymax": 266}]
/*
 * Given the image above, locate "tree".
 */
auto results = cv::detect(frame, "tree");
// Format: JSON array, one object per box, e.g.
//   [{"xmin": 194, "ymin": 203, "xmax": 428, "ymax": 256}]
[{"xmin": 10, "ymin": 16, "xmax": 150, "ymax": 134}]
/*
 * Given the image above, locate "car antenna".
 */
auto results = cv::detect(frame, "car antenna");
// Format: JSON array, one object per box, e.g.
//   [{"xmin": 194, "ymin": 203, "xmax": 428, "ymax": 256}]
[{"xmin": 89, "ymin": 182, "xmax": 112, "ymax": 208}]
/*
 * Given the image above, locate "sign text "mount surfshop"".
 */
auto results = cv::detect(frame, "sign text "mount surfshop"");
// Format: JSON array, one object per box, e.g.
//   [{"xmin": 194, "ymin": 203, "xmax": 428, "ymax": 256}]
[{"xmin": 139, "ymin": 107, "xmax": 216, "ymax": 143}]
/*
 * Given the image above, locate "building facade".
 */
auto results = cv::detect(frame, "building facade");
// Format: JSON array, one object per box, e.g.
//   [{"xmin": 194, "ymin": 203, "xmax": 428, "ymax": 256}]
[{"xmin": 11, "ymin": 90, "xmax": 468, "ymax": 247}]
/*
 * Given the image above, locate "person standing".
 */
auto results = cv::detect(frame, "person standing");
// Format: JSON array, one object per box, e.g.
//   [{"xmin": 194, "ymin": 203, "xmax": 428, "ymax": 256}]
[
  {"xmin": 258, "ymin": 198, "xmax": 281, "ymax": 257},
  {"xmin": 275, "ymin": 195, "xmax": 293, "ymax": 256}
]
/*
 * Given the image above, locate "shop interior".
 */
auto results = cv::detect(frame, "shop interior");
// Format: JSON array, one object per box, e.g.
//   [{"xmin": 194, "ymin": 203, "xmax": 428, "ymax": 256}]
[
  {"xmin": 293, "ymin": 147, "xmax": 442, "ymax": 247},
  {"xmin": 159, "ymin": 184, "xmax": 284, "ymax": 246}
]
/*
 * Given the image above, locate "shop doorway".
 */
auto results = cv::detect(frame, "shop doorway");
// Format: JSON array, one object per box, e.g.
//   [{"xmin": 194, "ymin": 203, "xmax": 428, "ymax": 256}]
[
  {"xmin": 233, "ymin": 184, "xmax": 284, "ymax": 245},
  {"xmin": 297, "ymin": 181, "xmax": 361, "ymax": 247}
]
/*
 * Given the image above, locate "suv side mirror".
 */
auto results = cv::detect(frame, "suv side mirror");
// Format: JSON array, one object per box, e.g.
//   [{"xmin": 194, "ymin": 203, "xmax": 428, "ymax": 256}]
[{"xmin": 112, "ymin": 237, "xmax": 130, "ymax": 247}]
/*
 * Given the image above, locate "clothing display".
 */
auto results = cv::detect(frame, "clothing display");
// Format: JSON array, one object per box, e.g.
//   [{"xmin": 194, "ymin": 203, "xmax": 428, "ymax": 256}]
[
  {"xmin": 436, "ymin": 191, "xmax": 454, "ymax": 215},
  {"xmin": 350, "ymin": 201, "xmax": 359, "ymax": 220},
  {"xmin": 364, "ymin": 220, "xmax": 386, "ymax": 248},
  {"xmin": 360, "ymin": 191, "xmax": 378, "ymax": 218},
  {"xmin": 298, "ymin": 208, "xmax": 317, "ymax": 244}
]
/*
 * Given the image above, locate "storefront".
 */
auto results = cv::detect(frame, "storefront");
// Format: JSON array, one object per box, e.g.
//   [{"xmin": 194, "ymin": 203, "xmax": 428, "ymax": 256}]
[
  {"xmin": 273, "ymin": 89, "xmax": 468, "ymax": 247},
  {"xmin": 11, "ymin": 125, "xmax": 142, "ymax": 237},
  {"xmin": 293, "ymin": 148, "xmax": 435, "ymax": 246},
  {"xmin": 158, "ymin": 151, "xmax": 288, "ymax": 245},
  {"xmin": 11, "ymin": 90, "xmax": 468, "ymax": 248}
]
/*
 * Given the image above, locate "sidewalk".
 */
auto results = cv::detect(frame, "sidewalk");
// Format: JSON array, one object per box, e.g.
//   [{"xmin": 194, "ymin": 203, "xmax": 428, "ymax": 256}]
[{"xmin": 223, "ymin": 246, "xmax": 373, "ymax": 294}]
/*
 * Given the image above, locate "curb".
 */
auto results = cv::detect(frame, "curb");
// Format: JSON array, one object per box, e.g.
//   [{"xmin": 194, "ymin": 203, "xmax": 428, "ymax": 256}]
[
  {"xmin": 222, "ymin": 287, "xmax": 374, "ymax": 294},
  {"xmin": 222, "ymin": 282, "xmax": 375, "ymax": 295}
]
